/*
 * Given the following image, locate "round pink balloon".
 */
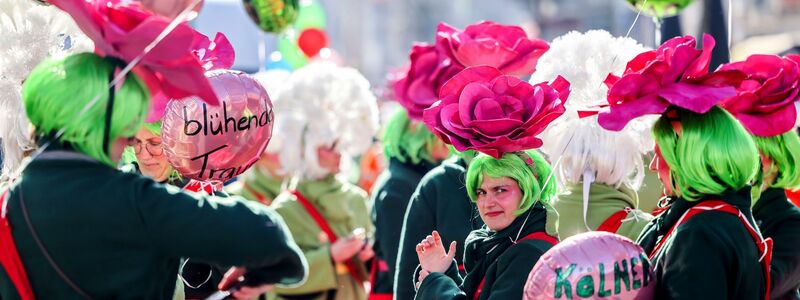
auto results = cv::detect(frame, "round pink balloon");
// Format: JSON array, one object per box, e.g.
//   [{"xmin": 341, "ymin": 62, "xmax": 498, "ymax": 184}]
[
  {"xmin": 524, "ymin": 232, "xmax": 655, "ymax": 300},
  {"xmin": 161, "ymin": 70, "xmax": 274, "ymax": 182}
]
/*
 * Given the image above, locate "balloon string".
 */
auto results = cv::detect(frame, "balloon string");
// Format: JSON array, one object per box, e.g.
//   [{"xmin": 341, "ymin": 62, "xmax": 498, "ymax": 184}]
[
  {"xmin": 10, "ymin": 0, "xmax": 204, "ymax": 179},
  {"xmin": 727, "ymin": 0, "xmax": 733, "ymax": 60},
  {"xmin": 605, "ymin": 0, "xmax": 647, "ymax": 87}
]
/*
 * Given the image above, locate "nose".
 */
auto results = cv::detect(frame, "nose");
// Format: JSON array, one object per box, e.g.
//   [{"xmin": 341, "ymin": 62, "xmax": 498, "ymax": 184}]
[{"xmin": 649, "ymin": 155, "xmax": 657, "ymax": 171}]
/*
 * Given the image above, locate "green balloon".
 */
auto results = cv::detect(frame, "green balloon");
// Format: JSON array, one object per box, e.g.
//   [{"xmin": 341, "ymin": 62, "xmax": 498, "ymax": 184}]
[
  {"xmin": 243, "ymin": 0, "xmax": 300, "ymax": 33},
  {"xmin": 625, "ymin": 0, "xmax": 695, "ymax": 19},
  {"xmin": 294, "ymin": 0, "xmax": 326, "ymax": 30},
  {"xmin": 278, "ymin": 36, "xmax": 308, "ymax": 69}
]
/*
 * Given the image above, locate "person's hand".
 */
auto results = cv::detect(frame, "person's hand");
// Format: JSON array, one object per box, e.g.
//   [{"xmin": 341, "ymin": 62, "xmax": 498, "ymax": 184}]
[
  {"xmin": 331, "ymin": 236, "xmax": 365, "ymax": 263},
  {"xmin": 218, "ymin": 267, "xmax": 275, "ymax": 299},
  {"xmin": 415, "ymin": 269, "xmax": 430, "ymax": 290},
  {"xmin": 357, "ymin": 245, "xmax": 375, "ymax": 262},
  {"xmin": 415, "ymin": 231, "xmax": 456, "ymax": 274}
]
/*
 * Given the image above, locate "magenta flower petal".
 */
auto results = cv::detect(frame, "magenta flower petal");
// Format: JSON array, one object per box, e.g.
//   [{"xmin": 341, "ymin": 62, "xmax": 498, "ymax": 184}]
[
  {"xmin": 599, "ymin": 34, "xmax": 744, "ymax": 131},
  {"xmin": 50, "ymin": 0, "xmax": 233, "ymax": 116},
  {"xmin": 423, "ymin": 66, "xmax": 570, "ymax": 157},
  {"xmin": 720, "ymin": 54, "xmax": 800, "ymax": 136}
]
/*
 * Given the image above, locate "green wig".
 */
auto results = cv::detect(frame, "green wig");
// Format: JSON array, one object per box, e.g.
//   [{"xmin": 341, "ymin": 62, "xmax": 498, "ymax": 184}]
[
  {"xmin": 653, "ymin": 106, "xmax": 759, "ymax": 201},
  {"xmin": 381, "ymin": 110, "xmax": 441, "ymax": 164},
  {"xmin": 753, "ymin": 131, "xmax": 800, "ymax": 189},
  {"xmin": 23, "ymin": 53, "xmax": 150, "ymax": 166},
  {"xmin": 121, "ymin": 120, "xmax": 183, "ymax": 182},
  {"xmin": 466, "ymin": 149, "xmax": 557, "ymax": 215},
  {"xmin": 121, "ymin": 120, "xmax": 162, "ymax": 165}
]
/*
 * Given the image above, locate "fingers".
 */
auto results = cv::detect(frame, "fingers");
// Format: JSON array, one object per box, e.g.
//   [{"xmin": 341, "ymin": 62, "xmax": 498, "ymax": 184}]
[
  {"xmin": 432, "ymin": 231, "xmax": 443, "ymax": 248},
  {"xmin": 425, "ymin": 235, "xmax": 435, "ymax": 246},
  {"xmin": 218, "ymin": 267, "xmax": 246, "ymax": 290},
  {"xmin": 232, "ymin": 285, "xmax": 273, "ymax": 299},
  {"xmin": 445, "ymin": 241, "xmax": 457, "ymax": 261}
]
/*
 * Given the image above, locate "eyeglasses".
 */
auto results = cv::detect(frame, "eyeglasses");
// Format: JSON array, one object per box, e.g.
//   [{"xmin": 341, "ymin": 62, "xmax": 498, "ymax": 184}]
[{"xmin": 132, "ymin": 139, "xmax": 164, "ymax": 156}]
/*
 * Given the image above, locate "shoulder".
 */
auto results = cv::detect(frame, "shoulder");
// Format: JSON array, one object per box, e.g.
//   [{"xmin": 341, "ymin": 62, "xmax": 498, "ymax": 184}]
[{"xmin": 496, "ymin": 239, "xmax": 550, "ymax": 271}]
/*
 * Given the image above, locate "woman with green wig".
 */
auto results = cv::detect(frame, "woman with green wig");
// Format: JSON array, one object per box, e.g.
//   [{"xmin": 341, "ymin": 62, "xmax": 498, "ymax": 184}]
[
  {"xmin": 719, "ymin": 54, "xmax": 800, "ymax": 300},
  {"xmin": 122, "ymin": 121, "xmax": 184, "ymax": 185},
  {"xmin": 368, "ymin": 109, "xmax": 450, "ymax": 299},
  {"xmin": 414, "ymin": 150, "xmax": 559, "ymax": 300},
  {"xmin": 411, "ymin": 65, "xmax": 569, "ymax": 300},
  {"xmin": 0, "ymin": 52, "xmax": 307, "ymax": 299},
  {"xmin": 598, "ymin": 35, "xmax": 770, "ymax": 299}
]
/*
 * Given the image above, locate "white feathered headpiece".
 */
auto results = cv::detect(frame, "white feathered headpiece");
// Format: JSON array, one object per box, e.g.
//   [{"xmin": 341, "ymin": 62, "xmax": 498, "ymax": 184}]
[
  {"xmin": 531, "ymin": 30, "xmax": 654, "ymax": 191},
  {"xmin": 268, "ymin": 62, "xmax": 379, "ymax": 179},
  {"xmin": 0, "ymin": 0, "xmax": 91, "ymax": 180}
]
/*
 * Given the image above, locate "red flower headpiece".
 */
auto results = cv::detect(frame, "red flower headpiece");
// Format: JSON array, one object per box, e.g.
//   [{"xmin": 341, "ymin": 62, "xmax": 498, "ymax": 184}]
[
  {"xmin": 423, "ymin": 66, "xmax": 570, "ymax": 159},
  {"xmin": 597, "ymin": 34, "xmax": 745, "ymax": 131}
]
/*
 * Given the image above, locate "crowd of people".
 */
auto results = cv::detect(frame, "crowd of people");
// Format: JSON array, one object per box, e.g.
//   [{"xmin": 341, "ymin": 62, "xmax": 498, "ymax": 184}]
[{"xmin": 1, "ymin": 1, "xmax": 800, "ymax": 300}]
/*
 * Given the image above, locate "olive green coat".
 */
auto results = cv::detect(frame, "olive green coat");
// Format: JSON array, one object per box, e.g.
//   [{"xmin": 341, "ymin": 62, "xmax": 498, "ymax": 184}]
[{"xmin": 270, "ymin": 176, "xmax": 374, "ymax": 300}]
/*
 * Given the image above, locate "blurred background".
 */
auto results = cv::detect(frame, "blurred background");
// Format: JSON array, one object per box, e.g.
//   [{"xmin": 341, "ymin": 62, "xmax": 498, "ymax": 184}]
[{"xmin": 194, "ymin": 0, "xmax": 800, "ymax": 87}]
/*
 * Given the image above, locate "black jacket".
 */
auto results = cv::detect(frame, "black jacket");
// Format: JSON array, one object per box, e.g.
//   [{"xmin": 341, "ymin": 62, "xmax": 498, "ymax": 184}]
[
  {"xmin": 754, "ymin": 188, "xmax": 800, "ymax": 300},
  {"xmin": 637, "ymin": 188, "xmax": 767, "ymax": 300}
]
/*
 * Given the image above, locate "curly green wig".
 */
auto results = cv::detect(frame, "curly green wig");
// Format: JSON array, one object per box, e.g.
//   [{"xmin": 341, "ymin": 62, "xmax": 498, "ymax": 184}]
[
  {"xmin": 653, "ymin": 106, "xmax": 759, "ymax": 201},
  {"xmin": 382, "ymin": 110, "xmax": 442, "ymax": 164},
  {"xmin": 466, "ymin": 150, "xmax": 557, "ymax": 215},
  {"xmin": 23, "ymin": 53, "xmax": 150, "ymax": 166},
  {"xmin": 753, "ymin": 131, "xmax": 800, "ymax": 189}
]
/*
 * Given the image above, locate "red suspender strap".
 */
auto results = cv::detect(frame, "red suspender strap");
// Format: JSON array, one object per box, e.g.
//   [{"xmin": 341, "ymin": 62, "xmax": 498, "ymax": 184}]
[
  {"xmin": 648, "ymin": 200, "xmax": 773, "ymax": 299},
  {"xmin": 0, "ymin": 191, "xmax": 36, "ymax": 300},
  {"xmin": 367, "ymin": 258, "xmax": 392, "ymax": 300},
  {"xmin": 473, "ymin": 232, "xmax": 557, "ymax": 300},
  {"xmin": 290, "ymin": 190, "xmax": 364, "ymax": 283},
  {"xmin": 243, "ymin": 183, "xmax": 270, "ymax": 204},
  {"xmin": 596, "ymin": 209, "xmax": 630, "ymax": 233}
]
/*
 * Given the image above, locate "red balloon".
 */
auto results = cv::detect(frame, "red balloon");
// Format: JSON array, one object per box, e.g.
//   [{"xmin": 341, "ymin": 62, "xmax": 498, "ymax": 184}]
[
  {"xmin": 161, "ymin": 70, "xmax": 274, "ymax": 183},
  {"xmin": 297, "ymin": 28, "xmax": 329, "ymax": 58}
]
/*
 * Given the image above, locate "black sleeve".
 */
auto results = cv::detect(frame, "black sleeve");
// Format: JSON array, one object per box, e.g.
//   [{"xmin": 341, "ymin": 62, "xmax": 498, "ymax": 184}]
[
  {"xmin": 131, "ymin": 176, "xmax": 307, "ymax": 286},
  {"xmin": 767, "ymin": 216, "xmax": 800, "ymax": 298},
  {"xmin": 395, "ymin": 179, "xmax": 438, "ymax": 300}
]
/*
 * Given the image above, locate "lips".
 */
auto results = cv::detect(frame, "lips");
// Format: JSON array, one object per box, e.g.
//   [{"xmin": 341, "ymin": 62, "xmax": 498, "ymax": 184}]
[{"xmin": 484, "ymin": 211, "xmax": 503, "ymax": 218}]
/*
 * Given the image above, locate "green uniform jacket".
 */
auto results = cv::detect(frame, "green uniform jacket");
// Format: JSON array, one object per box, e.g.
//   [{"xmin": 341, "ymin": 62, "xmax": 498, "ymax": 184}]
[
  {"xmin": 637, "ymin": 188, "xmax": 767, "ymax": 300},
  {"xmin": 554, "ymin": 183, "xmax": 653, "ymax": 241},
  {"xmin": 370, "ymin": 158, "xmax": 436, "ymax": 296},
  {"xmin": 753, "ymin": 188, "xmax": 800, "ymax": 300},
  {"xmin": 270, "ymin": 176, "xmax": 374, "ymax": 300},
  {"xmin": 414, "ymin": 204, "xmax": 554, "ymax": 300},
  {"xmin": 226, "ymin": 166, "xmax": 283, "ymax": 205},
  {"xmin": 0, "ymin": 149, "xmax": 306, "ymax": 299},
  {"xmin": 394, "ymin": 157, "xmax": 484, "ymax": 300}
]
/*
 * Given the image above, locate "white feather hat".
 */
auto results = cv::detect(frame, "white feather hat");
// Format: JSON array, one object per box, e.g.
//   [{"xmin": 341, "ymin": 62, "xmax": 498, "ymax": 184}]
[
  {"xmin": 531, "ymin": 30, "xmax": 654, "ymax": 190},
  {"xmin": 269, "ymin": 62, "xmax": 379, "ymax": 179},
  {"xmin": 0, "ymin": 0, "xmax": 91, "ymax": 180}
]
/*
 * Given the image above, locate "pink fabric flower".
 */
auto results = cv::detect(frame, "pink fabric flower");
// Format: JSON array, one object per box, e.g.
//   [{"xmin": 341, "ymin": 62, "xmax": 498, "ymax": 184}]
[
  {"xmin": 598, "ymin": 34, "xmax": 745, "ymax": 131},
  {"xmin": 49, "ymin": 0, "xmax": 234, "ymax": 120},
  {"xmin": 147, "ymin": 32, "xmax": 235, "ymax": 121},
  {"xmin": 394, "ymin": 43, "xmax": 464, "ymax": 120},
  {"xmin": 719, "ymin": 54, "xmax": 800, "ymax": 136},
  {"xmin": 436, "ymin": 21, "xmax": 549, "ymax": 77},
  {"xmin": 422, "ymin": 66, "xmax": 570, "ymax": 159}
]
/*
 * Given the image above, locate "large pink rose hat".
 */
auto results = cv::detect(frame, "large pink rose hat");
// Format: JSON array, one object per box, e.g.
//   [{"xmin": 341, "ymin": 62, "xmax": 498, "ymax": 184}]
[
  {"xmin": 597, "ymin": 34, "xmax": 746, "ymax": 131},
  {"xmin": 394, "ymin": 20, "xmax": 549, "ymax": 121},
  {"xmin": 719, "ymin": 54, "xmax": 800, "ymax": 136},
  {"xmin": 49, "ymin": 0, "xmax": 234, "ymax": 121},
  {"xmin": 423, "ymin": 66, "xmax": 570, "ymax": 159}
]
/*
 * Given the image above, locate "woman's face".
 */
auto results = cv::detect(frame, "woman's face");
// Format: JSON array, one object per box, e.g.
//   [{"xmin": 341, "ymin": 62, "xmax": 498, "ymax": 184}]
[
  {"xmin": 317, "ymin": 143, "xmax": 341, "ymax": 175},
  {"xmin": 429, "ymin": 138, "xmax": 451, "ymax": 161},
  {"xmin": 475, "ymin": 175, "xmax": 523, "ymax": 231},
  {"xmin": 650, "ymin": 145, "xmax": 674, "ymax": 196},
  {"xmin": 133, "ymin": 128, "xmax": 171, "ymax": 181}
]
